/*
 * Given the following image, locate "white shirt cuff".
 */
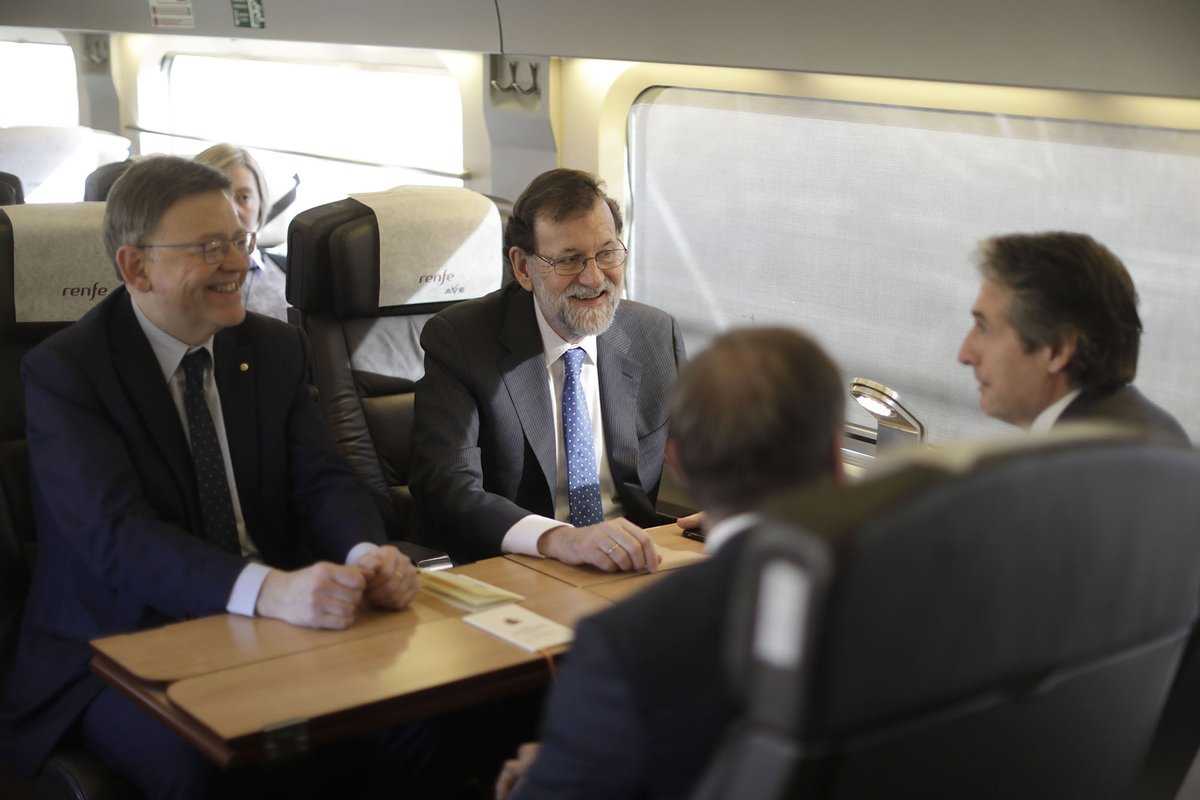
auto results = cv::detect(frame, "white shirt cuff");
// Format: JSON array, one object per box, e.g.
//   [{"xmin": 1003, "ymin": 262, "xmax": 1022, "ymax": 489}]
[
  {"xmin": 226, "ymin": 562, "xmax": 272, "ymax": 617},
  {"xmin": 501, "ymin": 515, "xmax": 566, "ymax": 557},
  {"xmin": 225, "ymin": 542, "xmax": 379, "ymax": 617},
  {"xmin": 345, "ymin": 541, "xmax": 380, "ymax": 566}
]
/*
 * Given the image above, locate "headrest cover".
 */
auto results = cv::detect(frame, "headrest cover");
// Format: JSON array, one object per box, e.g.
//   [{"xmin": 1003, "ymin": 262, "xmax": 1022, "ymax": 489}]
[
  {"xmin": 6, "ymin": 203, "xmax": 116, "ymax": 323},
  {"xmin": 348, "ymin": 187, "xmax": 502, "ymax": 308},
  {"xmin": 866, "ymin": 421, "xmax": 1143, "ymax": 478}
]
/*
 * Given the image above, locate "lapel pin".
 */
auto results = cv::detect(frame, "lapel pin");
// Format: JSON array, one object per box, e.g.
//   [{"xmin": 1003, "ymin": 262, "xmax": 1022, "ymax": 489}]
[{"xmin": 239, "ymin": 362, "xmax": 250, "ymax": 373}]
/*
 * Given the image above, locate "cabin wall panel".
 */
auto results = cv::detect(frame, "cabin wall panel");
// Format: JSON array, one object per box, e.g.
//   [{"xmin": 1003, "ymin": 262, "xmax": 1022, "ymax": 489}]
[
  {"xmin": 499, "ymin": 0, "xmax": 1200, "ymax": 99},
  {"xmin": 0, "ymin": 0, "xmax": 501, "ymax": 53}
]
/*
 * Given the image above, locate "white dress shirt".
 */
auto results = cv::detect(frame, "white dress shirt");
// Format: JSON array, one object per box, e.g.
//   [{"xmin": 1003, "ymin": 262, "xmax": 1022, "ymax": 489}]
[
  {"xmin": 130, "ymin": 297, "xmax": 376, "ymax": 616},
  {"xmin": 500, "ymin": 301, "xmax": 623, "ymax": 557},
  {"xmin": 1030, "ymin": 388, "xmax": 1083, "ymax": 433}
]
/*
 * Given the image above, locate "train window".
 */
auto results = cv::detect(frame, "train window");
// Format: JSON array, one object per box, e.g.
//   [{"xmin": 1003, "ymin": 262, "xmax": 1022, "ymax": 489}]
[
  {"xmin": 162, "ymin": 54, "xmax": 461, "ymax": 175},
  {"xmin": 137, "ymin": 53, "xmax": 464, "ymax": 241},
  {"xmin": 0, "ymin": 40, "xmax": 78, "ymax": 127},
  {"xmin": 628, "ymin": 87, "xmax": 1200, "ymax": 444}
]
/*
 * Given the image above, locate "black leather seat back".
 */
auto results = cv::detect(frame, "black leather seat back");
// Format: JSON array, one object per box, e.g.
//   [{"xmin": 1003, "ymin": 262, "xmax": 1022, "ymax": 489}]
[
  {"xmin": 82, "ymin": 160, "xmax": 131, "ymax": 202},
  {"xmin": 702, "ymin": 434, "xmax": 1200, "ymax": 800},
  {"xmin": 0, "ymin": 172, "xmax": 24, "ymax": 206},
  {"xmin": 0, "ymin": 204, "xmax": 112, "ymax": 681},
  {"xmin": 287, "ymin": 189, "xmax": 508, "ymax": 544}
]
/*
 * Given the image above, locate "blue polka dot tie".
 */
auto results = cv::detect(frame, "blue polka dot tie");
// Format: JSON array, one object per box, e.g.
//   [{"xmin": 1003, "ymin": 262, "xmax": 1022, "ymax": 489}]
[
  {"xmin": 181, "ymin": 349, "xmax": 240, "ymax": 554},
  {"xmin": 562, "ymin": 347, "xmax": 604, "ymax": 528}
]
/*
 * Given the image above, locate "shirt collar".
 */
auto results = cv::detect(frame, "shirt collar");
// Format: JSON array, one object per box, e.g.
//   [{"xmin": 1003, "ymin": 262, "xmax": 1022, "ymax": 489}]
[
  {"xmin": 705, "ymin": 511, "xmax": 761, "ymax": 555},
  {"xmin": 532, "ymin": 296, "xmax": 598, "ymax": 368},
  {"xmin": 129, "ymin": 294, "xmax": 215, "ymax": 384},
  {"xmin": 1030, "ymin": 387, "xmax": 1083, "ymax": 433}
]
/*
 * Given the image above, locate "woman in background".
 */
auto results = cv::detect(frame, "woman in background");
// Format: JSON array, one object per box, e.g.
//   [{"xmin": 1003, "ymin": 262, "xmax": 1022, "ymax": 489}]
[{"xmin": 194, "ymin": 143, "xmax": 290, "ymax": 322}]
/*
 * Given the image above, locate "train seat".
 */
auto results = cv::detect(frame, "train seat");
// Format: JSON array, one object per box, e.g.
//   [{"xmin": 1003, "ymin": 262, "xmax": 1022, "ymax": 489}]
[
  {"xmin": 286, "ymin": 188, "xmax": 506, "ymax": 555},
  {"xmin": 0, "ymin": 204, "xmax": 136, "ymax": 798},
  {"xmin": 0, "ymin": 172, "xmax": 24, "ymax": 206},
  {"xmin": 82, "ymin": 159, "xmax": 131, "ymax": 202},
  {"xmin": 693, "ymin": 432, "xmax": 1200, "ymax": 800}
]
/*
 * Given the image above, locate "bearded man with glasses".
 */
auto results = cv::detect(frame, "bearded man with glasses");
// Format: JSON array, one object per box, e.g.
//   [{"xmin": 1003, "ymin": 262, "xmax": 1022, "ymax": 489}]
[
  {"xmin": 413, "ymin": 168, "xmax": 687, "ymax": 569},
  {"xmin": 3, "ymin": 156, "xmax": 433, "ymax": 799}
]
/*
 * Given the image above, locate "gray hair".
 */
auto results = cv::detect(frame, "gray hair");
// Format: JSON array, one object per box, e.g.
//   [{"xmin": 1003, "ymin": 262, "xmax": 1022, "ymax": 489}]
[{"xmin": 194, "ymin": 143, "xmax": 269, "ymax": 229}]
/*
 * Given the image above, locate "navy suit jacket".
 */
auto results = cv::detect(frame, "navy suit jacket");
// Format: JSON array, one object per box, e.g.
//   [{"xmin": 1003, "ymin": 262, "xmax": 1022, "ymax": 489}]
[
  {"xmin": 2, "ymin": 287, "xmax": 384, "ymax": 774},
  {"xmin": 1057, "ymin": 384, "xmax": 1189, "ymax": 446},
  {"xmin": 411, "ymin": 283, "xmax": 685, "ymax": 563},
  {"xmin": 513, "ymin": 534, "xmax": 747, "ymax": 800}
]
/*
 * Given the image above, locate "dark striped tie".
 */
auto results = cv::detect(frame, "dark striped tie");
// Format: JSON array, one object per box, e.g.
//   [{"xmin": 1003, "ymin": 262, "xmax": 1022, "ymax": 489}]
[{"xmin": 180, "ymin": 349, "xmax": 240, "ymax": 554}]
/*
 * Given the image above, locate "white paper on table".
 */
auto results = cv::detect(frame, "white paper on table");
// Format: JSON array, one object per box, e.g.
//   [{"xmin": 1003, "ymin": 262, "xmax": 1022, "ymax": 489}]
[{"xmin": 462, "ymin": 603, "xmax": 574, "ymax": 652}]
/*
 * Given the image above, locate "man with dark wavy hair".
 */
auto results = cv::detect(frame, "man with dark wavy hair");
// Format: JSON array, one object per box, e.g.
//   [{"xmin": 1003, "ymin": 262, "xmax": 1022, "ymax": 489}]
[
  {"xmin": 413, "ymin": 168, "xmax": 686, "ymax": 567},
  {"xmin": 958, "ymin": 231, "xmax": 1187, "ymax": 443}
]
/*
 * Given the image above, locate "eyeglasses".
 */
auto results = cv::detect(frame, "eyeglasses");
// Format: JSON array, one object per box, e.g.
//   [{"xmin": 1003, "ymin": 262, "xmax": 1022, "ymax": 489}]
[
  {"xmin": 139, "ymin": 232, "xmax": 257, "ymax": 265},
  {"xmin": 529, "ymin": 243, "xmax": 627, "ymax": 276}
]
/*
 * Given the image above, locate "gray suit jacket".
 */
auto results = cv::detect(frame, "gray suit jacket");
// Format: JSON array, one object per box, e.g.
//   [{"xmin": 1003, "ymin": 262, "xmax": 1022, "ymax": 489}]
[
  {"xmin": 411, "ymin": 283, "xmax": 685, "ymax": 562},
  {"xmin": 1057, "ymin": 384, "xmax": 1190, "ymax": 446}
]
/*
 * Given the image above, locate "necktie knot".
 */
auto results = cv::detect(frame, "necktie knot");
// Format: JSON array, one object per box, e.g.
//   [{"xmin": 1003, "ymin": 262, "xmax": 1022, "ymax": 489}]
[
  {"xmin": 181, "ymin": 348, "xmax": 211, "ymax": 389},
  {"xmin": 563, "ymin": 347, "xmax": 586, "ymax": 375}
]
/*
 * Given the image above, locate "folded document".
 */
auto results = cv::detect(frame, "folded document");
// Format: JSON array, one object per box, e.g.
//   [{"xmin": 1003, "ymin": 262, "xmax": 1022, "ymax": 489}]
[
  {"xmin": 419, "ymin": 569, "xmax": 525, "ymax": 609},
  {"xmin": 463, "ymin": 603, "xmax": 574, "ymax": 652}
]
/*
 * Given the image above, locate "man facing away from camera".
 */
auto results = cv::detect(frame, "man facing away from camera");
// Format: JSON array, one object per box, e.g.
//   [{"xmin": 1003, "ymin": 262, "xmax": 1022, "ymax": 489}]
[{"xmin": 497, "ymin": 326, "xmax": 846, "ymax": 800}]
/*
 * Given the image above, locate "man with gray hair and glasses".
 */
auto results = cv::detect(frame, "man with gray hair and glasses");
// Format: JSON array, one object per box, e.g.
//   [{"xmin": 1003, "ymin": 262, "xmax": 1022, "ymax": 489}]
[
  {"xmin": 2, "ymin": 156, "xmax": 425, "ymax": 799},
  {"xmin": 413, "ymin": 168, "xmax": 687, "ymax": 568}
]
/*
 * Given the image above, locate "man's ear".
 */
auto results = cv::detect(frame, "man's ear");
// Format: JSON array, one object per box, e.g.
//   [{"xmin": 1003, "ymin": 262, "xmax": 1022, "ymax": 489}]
[
  {"xmin": 509, "ymin": 246, "xmax": 533, "ymax": 291},
  {"xmin": 115, "ymin": 244, "xmax": 151, "ymax": 292},
  {"xmin": 1046, "ymin": 331, "xmax": 1079, "ymax": 375}
]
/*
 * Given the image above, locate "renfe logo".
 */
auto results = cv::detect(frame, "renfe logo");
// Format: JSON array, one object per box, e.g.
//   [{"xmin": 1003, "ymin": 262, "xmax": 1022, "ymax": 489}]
[{"xmin": 62, "ymin": 283, "xmax": 110, "ymax": 300}]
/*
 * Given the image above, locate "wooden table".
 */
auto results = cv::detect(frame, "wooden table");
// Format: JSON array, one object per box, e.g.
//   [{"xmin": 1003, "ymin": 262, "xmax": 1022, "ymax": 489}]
[{"xmin": 90, "ymin": 524, "xmax": 705, "ymax": 766}]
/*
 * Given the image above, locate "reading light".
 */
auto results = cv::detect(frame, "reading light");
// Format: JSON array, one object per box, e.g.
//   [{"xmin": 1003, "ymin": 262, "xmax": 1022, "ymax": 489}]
[{"xmin": 850, "ymin": 378, "xmax": 925, "ymax": 451}]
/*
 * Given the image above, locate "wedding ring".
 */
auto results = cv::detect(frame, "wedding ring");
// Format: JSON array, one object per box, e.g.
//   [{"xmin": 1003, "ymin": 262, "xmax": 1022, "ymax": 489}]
[{"xmin": 603, "ymin": 539, "xmax": 619, "ymax": 555}]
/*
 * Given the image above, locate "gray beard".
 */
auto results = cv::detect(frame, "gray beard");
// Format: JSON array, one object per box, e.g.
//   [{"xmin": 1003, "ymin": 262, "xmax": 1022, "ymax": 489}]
[{"xmin": 537, "ymin": 279, "xmax": 621, "ymax": 340}]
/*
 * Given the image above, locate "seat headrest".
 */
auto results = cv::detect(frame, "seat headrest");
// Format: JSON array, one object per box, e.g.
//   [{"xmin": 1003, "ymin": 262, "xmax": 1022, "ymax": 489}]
[
  {"xmin": 762, "ymin": 424, "xmax": 1170, "ymax": 549},
  {"xmin": 84, "ymin": 160, "xmax": 132, "ymax": 202},
  {"xmin": 289, "ymin": 187, "xmax": 503, "ymax": 319},
  {"xmin": 0, "ymin": 172, "xmax": 25, "ymax": 205},
  {"xmin": 1, "ymin": 203, "xmax": 116, "ymax": 332}
]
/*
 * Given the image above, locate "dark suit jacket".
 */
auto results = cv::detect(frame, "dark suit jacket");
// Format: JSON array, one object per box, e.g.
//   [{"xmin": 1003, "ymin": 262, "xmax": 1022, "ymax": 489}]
[
  {"xmin": 1057, "ymin": 384, "xmax": 1190, "ymax": 446},
  {"xmin": 1, "ymin": 287, "xmax": 384, "ymax": 774},
  {"xmin": 411, "ymin": 283, "xmax": 685, "ymax": 563},
  {"xmin": 512, "ymin": 534, "xmax": 747, "ymax": 800}
]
